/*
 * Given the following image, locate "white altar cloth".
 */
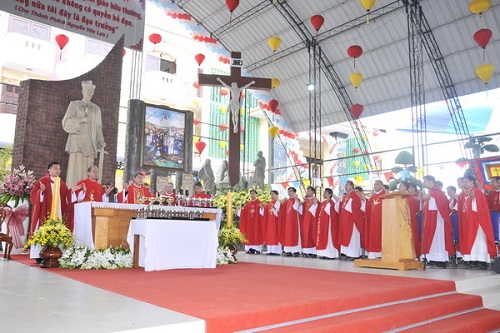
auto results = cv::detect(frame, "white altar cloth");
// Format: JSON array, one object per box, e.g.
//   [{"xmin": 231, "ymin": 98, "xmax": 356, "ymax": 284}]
[{"xmin": 127, "ymin": 218, "xmax": 218, "ymax": 272}]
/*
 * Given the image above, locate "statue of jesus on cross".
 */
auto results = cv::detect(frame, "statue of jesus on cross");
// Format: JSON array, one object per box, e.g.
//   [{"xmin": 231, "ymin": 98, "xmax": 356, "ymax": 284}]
[{"xmin": 216, "ymin": 78, "xmax": 255, "ymax": 133}]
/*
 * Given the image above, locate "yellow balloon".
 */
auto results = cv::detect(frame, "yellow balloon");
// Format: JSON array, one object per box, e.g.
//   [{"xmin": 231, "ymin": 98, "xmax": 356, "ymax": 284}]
[
  {"xmin": 220, "ymin": 106, "xmax": 227, "ymax": 113},
  {"xmin": 354, "ymin": 161, "xmax": 360, "ymax": 167},
  {"xmin": 350, "ymin": 72, "xmax": 363, "ymax": 88},
  {"xmin": 303, "ymin": 178, "xmax": 310, "ymax": 187},
  {"xmin": 469, "ymin": 0, "xmax": 490, "ymax": 14},
  {"xmin": 240, "ymin": 143, "xmax": 244, "ymax": 150},
  {"xmin": 219, "ymin": 141, "xmax": 227, "ymax": 149},
  {"xmin": 268, "ymin": 126, "xmax": 279, "ymax": 138},
  {"xmin": 193, "ymin": 136, "xmax": 200, "ymax": 143},
  {"xmin": 475, "ymin": 63, "xmax": 495, "ymax": 84},
  {"xmin": 268, "ymin": 36, "xmax": 282, "ymax": 52},
  {"xmin": 240, "ymin": 108, "xmax": 245, "ymax": 115},
  {"xmin": 363, "ymin": 164, "xmax": 369, "ymax": 170},
  {"xmin": 193, "ymin": 99, "xmax": 200, "ymax": 107},
  {"xmin": 271, "ymin": 78, "xmax": 281, "ymax": 89},
  {"xmin": 360, "ymin": 0, "xmax": 376, "ymax": 11}
]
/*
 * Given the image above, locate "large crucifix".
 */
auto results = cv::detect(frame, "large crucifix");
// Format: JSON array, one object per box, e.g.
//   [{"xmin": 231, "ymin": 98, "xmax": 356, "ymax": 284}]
[{"xmin": 199, "ymin": 51, "xmax": 272, "ymax": 186}]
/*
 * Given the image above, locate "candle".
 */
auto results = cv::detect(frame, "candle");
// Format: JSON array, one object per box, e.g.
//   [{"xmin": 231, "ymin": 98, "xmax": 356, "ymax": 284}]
[
  {"xmin": 50, "ymin": 177, "xmax": 60, "ymax": 220},
  {"xmin": 226, "ymin": 191, "xmax": 233, "ymax": 226}
]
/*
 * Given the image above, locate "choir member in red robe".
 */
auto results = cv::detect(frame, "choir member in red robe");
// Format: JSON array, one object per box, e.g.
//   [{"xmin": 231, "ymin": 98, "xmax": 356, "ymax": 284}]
[
  {"xmin": 239, "ymin": 190, "xmax": 264, "ymax": 254},
  {"xmin": 263, "ymin": 190, "xmax": 282, "ymax": 255},
  {"xmin": 126, "ymin": 173, "xmax": 153, "ymax": 204},
  {"xmin": 421, "ymin": 175, "xmax": 454, "ymax": 267},
  {"xmin": 461, "ymin": 176, "xmax": 496, "ymax": 269},
  {"xmin": 486, "ymin": 177, "xmax": 500, "ymax": 210},
  {"xmin": 315, "ymin": 188, "xmax": 339, "ymax": 259},
  {"xmin": 339, "ymin": 180, "xmax": 364, "ymax": 259},
  {"xmin": 364, "ymin": 180, "xmax": 385, "ymax": 258},
  {"xmin": 278, "ymin": 187, "xmax": 302, "ymax": 257},
  {"xmin": 301, "ymin": 186, "xmax": 318, "ymax": 257},
  {"xmin": 75, "ymin": 166, "xmax": 115, "ymax": 202},
  {"xmin": 191, "ymin": 182, "xmax": 211, "ymax": 199}
]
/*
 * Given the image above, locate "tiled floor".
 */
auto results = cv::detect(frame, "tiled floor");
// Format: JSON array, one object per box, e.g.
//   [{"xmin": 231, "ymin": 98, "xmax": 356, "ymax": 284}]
[{"xmin": 1, "ymin": 253, "xmax": 498, "ymax": 332}]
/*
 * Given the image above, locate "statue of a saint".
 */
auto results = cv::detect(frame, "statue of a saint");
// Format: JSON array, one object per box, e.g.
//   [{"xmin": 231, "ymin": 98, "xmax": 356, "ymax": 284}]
[
  {"xmin": 198, "ymin": 159, "xmax": 216, "ymax": 195},
  {"xmin": 216, "ymin": 78, "xmax": 255, "ymax": 133},
  {"xmin": 218, "ymin": 160, "xmax": 231, "ymax": 191},
  {"xmin": 62, "ymin": 80, "xmax": 105, "ymax": 187},
  {"xmin": 250, "ymin": 151, "xmax": 266, "ymax": 190}
]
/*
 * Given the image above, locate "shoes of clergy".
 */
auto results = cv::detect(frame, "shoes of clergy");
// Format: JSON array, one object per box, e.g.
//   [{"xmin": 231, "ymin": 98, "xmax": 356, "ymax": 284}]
[
  {"xmin": 427, "ymin": 260, "xmax": 447, "ymax": 269},
  {"xmin": 266, "ymin": 253, "xmax": 280, "ymax": 256}
]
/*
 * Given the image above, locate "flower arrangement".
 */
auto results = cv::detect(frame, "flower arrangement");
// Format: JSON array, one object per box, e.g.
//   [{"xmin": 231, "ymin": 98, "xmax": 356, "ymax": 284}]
[
  {"xmin": 0, "ymin": 164, "xmax": 36, "ymax": 207},
  {"xmin": 59, "ymin": 245, "xmax": 133, "ymax": 269},
  {"xmin": 218, "ymin": 223, "xmax": 247, "ymax": 249},
  {"xmin": 24, "ymin": 218, "xmax": 74, "ymax": 249},
  {"xmin": 217, "ymin": 247, "xmax": 236, "ymax": 264}
]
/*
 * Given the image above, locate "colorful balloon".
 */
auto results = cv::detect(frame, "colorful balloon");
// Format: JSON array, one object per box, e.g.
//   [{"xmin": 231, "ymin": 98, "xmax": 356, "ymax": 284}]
[
  {"xmin": 310, "ymin": 15, "xmax": 325, "ymax": 32},
  {"xmin": 268, "ymin": 36, "xmax": 282, "ymax": 52},
  {"xmin": 475, "ymin": 63, "xmax": 495, "ymax": 84},
  {"xmin": 195, "ymin": 53, "xmax": 205, "ymax": 66}
]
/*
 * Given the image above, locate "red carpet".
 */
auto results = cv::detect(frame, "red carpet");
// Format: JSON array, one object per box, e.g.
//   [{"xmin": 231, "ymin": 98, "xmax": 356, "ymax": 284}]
[{"xmin": 11, "ymin": 255, "xmax": 500, "ymax": 332}]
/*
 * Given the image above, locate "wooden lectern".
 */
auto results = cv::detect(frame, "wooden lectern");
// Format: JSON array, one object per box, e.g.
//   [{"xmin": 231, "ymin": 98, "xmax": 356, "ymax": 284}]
[{"xmin": 355, "ymin": 191, "xmax": 423, "ymax": 270}]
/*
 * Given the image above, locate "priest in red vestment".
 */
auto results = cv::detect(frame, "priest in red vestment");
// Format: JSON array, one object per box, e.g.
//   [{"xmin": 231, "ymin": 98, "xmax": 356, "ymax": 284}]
[
  {"xmin": 461, "ymin": 176, "xmax": 496, "ymax": 269},
  {"xmin": 75, "ymin": 166, "xmax": 115, "ymax": 202},
  {"xmin": 126, "ymin": 173, "xmax": 153, "ymax": 204},
  {"xmin": 160, "ymin": 182, "xmax": 177, "ymax": 205},
  {"xmin": 421, "ymin": 175, "xmax": 453, "ymax": 267},
  {"xmin": 278, "ymin": 187, "xmax": 302, "ymax": 257},
  {"xmin": 315, "ymin": 188, "xmax": 339, "ymax": 259},
  {"xmin": 364, "ymin": 180, "xmax": 385, "ymax": 259},
  {"xmin": 263, "ymin": 190, "xmax": 282, "ymax": 255},
  {"xmin": 239, "ymin": 189, "xmax": 264, "ymax": 254},
  {"xmin": 301, "ymin": 186, "xmax": 318, "ymax": 258},
  {"xmin": 30, "ymin": 162, "xmax": 80, "ymax": 258},
  {"xmin": 339, "ymin": 180, "xmax": 364, "ymax": 259},
  {"xmin": 191, "ymin": 182, "xmax": 211, "ymax": 199},
  {"xmin": 486, "ymin": 176, "xmax": 500, "ymax": 210}
]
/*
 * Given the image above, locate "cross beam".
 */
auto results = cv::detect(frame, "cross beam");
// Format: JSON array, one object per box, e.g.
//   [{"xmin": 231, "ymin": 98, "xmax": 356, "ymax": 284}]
[{"xmin": 198, "ymin": 52, "xmax": 272, "ymax": 186}]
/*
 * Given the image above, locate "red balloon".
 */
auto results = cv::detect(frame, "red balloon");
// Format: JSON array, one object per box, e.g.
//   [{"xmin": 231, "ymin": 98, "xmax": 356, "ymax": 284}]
[
  {"xmin": 473, "ymin": 28, "xmax": 492, "ymax": 49},
  {"xmin": 373, "ymin": 155, "xmax": 380, "ymax": 160},
  {"xmin": 193, "ymin": 118, "xmax": 201, "ymax": 125},
  {"xmin": 219, "ymin": 124, "xmax": 228, "ymax": 131},
  {"xmin": 55, "ymin": 34, "xmax": 69, "ymax": 50},
  {"xmin": 195, "ymin": 53, "xmax": 205, "ymax": 66},
  {"xmin": 353, "ymin": 147, "xmax": 361, "ymax": 153},
  {"xmin": 350, "ymin": 104, "xmax": 364, "ymax": 119},
  {"xmin": 347, "ymin": 45, "xmax": 363, "ymax": 58},
  {"xmin": 193, "ymin": 81, "xmax": 200, "ymax": 89},
  {"xmin": 149, "ymin": 33, "xmax": 162, "ymax": 44},
  {"xmin": 195, "ymin": 141, "xmax": 206, "ymax": 154},
  {"xmin": 373, "ymin": 130, "xmax": 379, "ymax": 137},
  {"xmin": 226, "ymin": 0, "xmax": 239, "ymax": 12},
  {"xmin": 268, "ymin": 99, "xmax": 279, "ymax": 112},
  {"xmin": 310, "ymin": 15, "xmax": 325, "ymax": 32},
  {"xmin": 220, "ymin": 88, "xmax": 229, "ymax": 96}
]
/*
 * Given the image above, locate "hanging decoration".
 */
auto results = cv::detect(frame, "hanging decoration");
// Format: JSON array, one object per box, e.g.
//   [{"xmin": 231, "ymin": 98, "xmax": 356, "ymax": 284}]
[
  {"xmin": 353, "ymin": 147, "xmax": 361, "ymax": 153},
  {"xmin": 310, "ymin": 15, "xmax": 324, "ymax": 38},
  {"xmin": 271, "ymin": 78, "xmax": 281, "ymax": 89},
  {"xmin": 195, "ymin": 53, "xmax": 205, "ymax": 66},
  {"xmin": 268, "ymin": 99, "xmax": 279, "ymax": 113},
  {"xmin": 373, "ymin": 155, "xmax": 380, "ymax": 161},
  {"xmin": 193, "ymin": 118, "xmax": 201, "ymax": 125},
  {"xmin": 195, "ymin": 140, "xmax": 206, "ymax": 154},
  {"xmin": 268, "ymin": 36, "xmax": 282, "ymax": 60},
  {"xmin": 219, "ymin": 124, "xmax": 228, "ymax": 131},
  {"xmin": 360, "ymin": 0, "xmax": 376, "ymax": 24},
  {"xmin": 220, "ymin": 88, "xmax": 229, "ymax": 96},
  {"xmin": 55, "ymin": 34, "xmax": 69, "ymax": 60},
  {"xmin": 193, "ymin": 99, "xmax": 201, "ymax": 107},
  {"xmin": 220, "ymin": 106, "xmax": 228, "ymax": 113},
  {"xmin": 193, "ymin": 81, "xmax": 200, "ymax": 89},
  {"xmin": 350, "ymin": 104, "xmax": 364, "ymax": 119},
  {"xmin": 149, "ymin": 33, "xmax": 162, "ymax": 51},
  {"xmin": 226, "ymin": 0, "xmax": 240, "ymax": 23},
  {"xmin": 469, "ymin": 0, "xmax": 491, "ymax": 16},
  {"xmin": 474, "ymin": 28, "xmax": 492, "ymax": 62},
  {"xmin": 354, "ymin": 161, "xmax": 360, "ymax": 168},
  {"xmin": 349, "ymin": 72, "xmax": 363, "ymax": 88},
  {"xmin": 475, "ymin": 63, "xmax": 495, "ymax": 85},
  {"xmin": 193, "ymin": 136, "xmax": 200, "ymax": 143},
  {"xmin": 347, "ymin": 45, "xmax": 363, "ymax": 69},
  {"xmin": 268, "ymin": 126, "xmax": 279, "ymax": 138},
  {"xmin": 219, "ymin": 141, "xmax": 227, "ymax": 149}
]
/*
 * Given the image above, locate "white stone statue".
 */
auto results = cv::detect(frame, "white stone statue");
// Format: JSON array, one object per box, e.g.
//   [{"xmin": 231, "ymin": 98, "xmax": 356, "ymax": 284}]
[
  {"xmin": 216, "ymin": 78, "xmax": 255, "ymax": 133},
  {"xmin": 198, "ymin": 158, "xmax": 216, "ymax": 195},
  {"xmin": 62, "ymin": 80, "xmax": 105, "ymax": 187},
  {"xmin": 250, "ymin": 151, "xmax": 266, "ymax": 190},
  {"xmin": 218, "ymin": 160, "xmax": 231, "ymax": 191}
]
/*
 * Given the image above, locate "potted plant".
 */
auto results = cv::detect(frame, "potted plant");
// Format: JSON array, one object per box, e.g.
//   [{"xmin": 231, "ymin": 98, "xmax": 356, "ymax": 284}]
[
  {"xmin": 0, "ymin": 164, "xmax": 36, "ymax": 208},
  {"xmin": 218, "ymin": 224, "xmax": 247, "ymax": 260},
  {"xmin": 25, "ymin": 218, "xmax": 75, "ymax": 268}
]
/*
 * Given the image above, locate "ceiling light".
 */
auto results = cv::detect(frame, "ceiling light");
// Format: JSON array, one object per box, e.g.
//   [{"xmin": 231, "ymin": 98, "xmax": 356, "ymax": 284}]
[{"xmin": 307, "ymin": 83, "xmax": 315, "ymax": 91}]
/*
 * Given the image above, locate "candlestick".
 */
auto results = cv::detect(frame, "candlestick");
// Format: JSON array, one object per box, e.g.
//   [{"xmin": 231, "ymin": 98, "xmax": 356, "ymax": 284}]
[{"xmin": 226, "ymin": 191, "xmax": 233, "ymax": 226}]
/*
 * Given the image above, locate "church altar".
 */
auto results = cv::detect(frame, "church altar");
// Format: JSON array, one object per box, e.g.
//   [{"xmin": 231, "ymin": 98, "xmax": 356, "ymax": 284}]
[
  {"xmin": 127, "ymin": 218, "xmax": 218, "ymax": 271},
  {"xmin": 73, "ymin": 202, "xmax": 222, "ymax": 250}
]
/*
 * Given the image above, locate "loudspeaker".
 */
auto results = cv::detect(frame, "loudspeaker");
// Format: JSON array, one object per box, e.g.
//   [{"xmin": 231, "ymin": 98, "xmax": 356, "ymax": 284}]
[{"xmin": 493, "ymin": 259, "xmax": 500, "ymax": 274}]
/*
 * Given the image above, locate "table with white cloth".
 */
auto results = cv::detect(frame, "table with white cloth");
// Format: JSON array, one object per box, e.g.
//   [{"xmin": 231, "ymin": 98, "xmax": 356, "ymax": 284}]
[
  {"xmin": 127, "ymin": 218, "xmax": 219, "ymax": 271},
  {"xmin": 73, "ymin": 202, "xmax": 222, "ymax": 250}
]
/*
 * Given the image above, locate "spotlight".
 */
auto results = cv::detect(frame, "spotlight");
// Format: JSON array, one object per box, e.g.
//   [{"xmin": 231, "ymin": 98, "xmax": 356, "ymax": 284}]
[{"xmin": 307, "ymin": 83, "xmax": 315, "ymax": 91}]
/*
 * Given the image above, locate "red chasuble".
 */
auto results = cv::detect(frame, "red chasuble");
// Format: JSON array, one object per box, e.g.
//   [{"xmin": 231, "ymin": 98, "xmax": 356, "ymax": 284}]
[
  {"xmin": 240, "ymin": 199, "xmax": 263, "ymax": 245},
  {"xmin": 191, "ymin": 192, "xmax": 210, "ymax": 199},
  {"xmin": 263, "ymin": 200, "xmax": 280, "ymax": 246},
  {"xmin": 338, "ymin": 191, "xmax": 363, "ymax": 247},
  {"xmin": 421, "ymin": 185, "xmax": 454, "ymax": 255},
  {"xmin": 301, "ymin": 197, "xmax": 317, "ymax": 248},
  {"xmin": 461, "ymin": 186, "xmax": 496, "ymax": 257},
  {"xmin": 76, "ymin": 178, "xmax": 105, "ymax": 202},
  {"xmin": 486, "ymin": 190, "xmax": 500, "ymax": 211},
  {"xmin": 278, "ymin": 198, "xmax": 301, "ymax": 247},
  {"xmin": 126, "ymin": 184, "xmax": 153, "ymax": 204},
  {"xmin": 405, "ymin": 195, "xmax": 421, "ymax": 256},
  {"xmin": 161, "ymin": 191, "xmax": 177, "ymax": 205},
  {"xmin": 30, "ymin": 174, "xmax": 72, "ymax": 234},
  {"xmin": 315, "ymin": 199, "xmax": 338, "ymax": 251},
  {"xmin": 364, "ymin": 191, "xmax": 384, "ymax": 253}
]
